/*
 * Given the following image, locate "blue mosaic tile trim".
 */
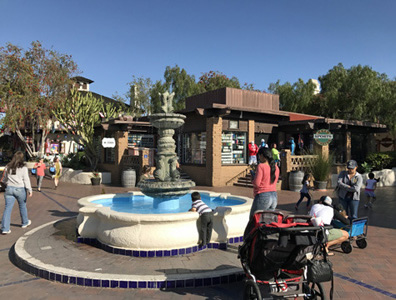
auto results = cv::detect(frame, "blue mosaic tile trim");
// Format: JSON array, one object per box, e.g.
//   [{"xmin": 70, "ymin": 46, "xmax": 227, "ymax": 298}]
[
  {"xmin": 18, "ymin": 256, "xmax": 245, "ymax": 289},
  {"xmin": 77, "ymin": 236, "xmax": 243, "ymax": 258}
]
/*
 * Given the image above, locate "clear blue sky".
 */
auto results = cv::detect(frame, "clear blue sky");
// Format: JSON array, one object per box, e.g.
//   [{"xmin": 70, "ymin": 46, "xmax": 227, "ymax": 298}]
[{"xmin": 1, "ymin": 0, "xmax": 395, "ymax": 99}]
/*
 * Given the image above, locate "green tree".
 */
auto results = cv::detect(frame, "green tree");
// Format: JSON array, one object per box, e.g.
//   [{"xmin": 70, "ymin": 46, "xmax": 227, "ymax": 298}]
[
  {"xmin": 53, "ymin": 89, "xmax": 122, "ymax": 170},
  {"xmin": 163, "ymin": 65, "xmax": 198, "ymax": 111},
  {"xmin": 115, "ymin": 75, "xmax": 154, "ymax": 116},
  {"xmin": 319, "ymin": 63, "xmax": 390, "ymax": 121},
  {"xmin": 197, "ymin": 70, "xmax": 241, "ymax": 92},
  {"xmin": 0, "ymin": 41, "xmax": 77, "ymax": 157},
  {"xmin": 268, "ymin": 79, "xmax": 316, "ymax": 112}
]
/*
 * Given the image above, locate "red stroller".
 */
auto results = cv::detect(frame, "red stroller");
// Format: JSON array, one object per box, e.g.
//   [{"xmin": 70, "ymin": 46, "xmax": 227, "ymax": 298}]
[{"xmin": 238, "ymin": 211, "xmax": 333, "ymax": 299}]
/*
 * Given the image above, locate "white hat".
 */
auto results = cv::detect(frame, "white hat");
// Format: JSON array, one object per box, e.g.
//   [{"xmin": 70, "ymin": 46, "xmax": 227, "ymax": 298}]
[{"xmin": 322, "ymin": 196, "xmax": 332, "ymax": 206}]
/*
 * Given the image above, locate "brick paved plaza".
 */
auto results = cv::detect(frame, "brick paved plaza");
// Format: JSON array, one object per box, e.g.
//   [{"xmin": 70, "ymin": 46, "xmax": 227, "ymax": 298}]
[{"xmin": 1, "ymin": 177, "xmax": 395, "ymax": 299}]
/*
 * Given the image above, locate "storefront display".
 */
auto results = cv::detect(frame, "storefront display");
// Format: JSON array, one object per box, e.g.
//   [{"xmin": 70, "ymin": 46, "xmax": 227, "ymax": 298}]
[
  {"xmin": 128, "ymin": 134, "xmax": 154, "ymax": 148},
  {"xmin": 182, "ymin": 132, "xmax": 206, "ymax": 164},
  {"xmin": 221, "ymin": 132, "xmax": 246, "ymax": 164}
]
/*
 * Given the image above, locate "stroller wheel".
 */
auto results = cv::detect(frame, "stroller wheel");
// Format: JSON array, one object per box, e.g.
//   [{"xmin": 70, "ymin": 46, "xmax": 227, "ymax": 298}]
[
  {"xmin": 303, "ymin": 282, "xmax": 326, "ymax": 300},
  {"xmin": 341, "ymin": 241, "xmax": 353, "ymax": 253},
  {"xmin": 243, "ymin": 279, "xmax": 262, "ymax": 300},
  {"xmin": 356, "ymin": 238, "xmax": 367, "ymax": 249}
]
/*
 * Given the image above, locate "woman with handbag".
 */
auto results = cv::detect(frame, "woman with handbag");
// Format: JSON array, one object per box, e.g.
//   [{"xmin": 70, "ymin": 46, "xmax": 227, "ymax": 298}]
[
  {"xmin": 33, "ymin": 157, "xmax": 46, "ymax": 192},
  {"xmin": 1, "ymin": 151, "xmax": 33, "ymax": 235}
]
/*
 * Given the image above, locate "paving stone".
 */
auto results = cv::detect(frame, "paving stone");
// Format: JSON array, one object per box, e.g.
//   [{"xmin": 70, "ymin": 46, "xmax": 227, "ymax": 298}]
[{"xmin": 1, "ymin": 178, "xmax": 396, "ymax": 298}]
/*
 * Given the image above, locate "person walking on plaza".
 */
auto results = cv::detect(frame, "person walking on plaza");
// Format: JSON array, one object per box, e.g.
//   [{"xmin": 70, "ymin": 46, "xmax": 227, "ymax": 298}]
[
  {"xmin": 248, "ymin": 141, "xmax": 259, "ymax": 165},
  {"xmin": 34, "ymin": 157, "xmax": 46, "ymax": 192},
  {"xmin": 250, "ymin": 147, "xmax": 280, "ymax": 218},
  {"xmin": 189, "ymin": 191, "xmax": 213, "ymax": 247},
  {"xmin": 295, "ymin": 173, "xmax": 314, "ymax": 210},
  {"xmin": 364, "ymin": 172, "xmax": 378, "ymax": 208},
  {"xmin": 337, "ymin": 160, "xmax": 363, "ymax": 219},
  {"xmin": 1, "ymin": 151, "xmax": 32, "ymax": 235},
  {"xmin": 53, "ymin": 156, "xmax": 62, "ymax": 190}
]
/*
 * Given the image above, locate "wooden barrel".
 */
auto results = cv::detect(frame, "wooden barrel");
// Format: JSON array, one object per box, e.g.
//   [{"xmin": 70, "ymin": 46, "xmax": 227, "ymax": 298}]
[
  {"xmin": 121, "ymin": 169, "xmax": 136, "ymax": 188},
  {"xmin": 289, "ymin": 170, "xmax": 304, "ymax": 192}
]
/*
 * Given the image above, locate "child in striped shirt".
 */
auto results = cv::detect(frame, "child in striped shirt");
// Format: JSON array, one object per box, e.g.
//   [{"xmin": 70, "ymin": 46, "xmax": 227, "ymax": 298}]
[{"xmin": 189, "ymin": 192, "xmax": 213, "ymax": 247}]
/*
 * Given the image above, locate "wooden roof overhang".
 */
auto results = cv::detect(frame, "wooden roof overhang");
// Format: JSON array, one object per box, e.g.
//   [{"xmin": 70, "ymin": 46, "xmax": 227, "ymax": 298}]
[
  {"xmin": 99, "ymin": 118, "xmax": 152, "ymax": 133},
  {"xmin": 182, "ymin": 103, "xmax": 290, "ymax": 124},
  {"xmin": 278, "ymin": 117, "xmax": 387, "ymax": 134}
]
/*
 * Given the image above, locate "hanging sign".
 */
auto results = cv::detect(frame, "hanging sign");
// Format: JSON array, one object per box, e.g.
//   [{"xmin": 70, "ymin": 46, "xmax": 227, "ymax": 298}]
[
  {"xmin": 314, "ymin": 129, "xmax": 333, "ymax": 146},
  {"xmin": 102, "ymin": 137, "xmax": 116, "ymax": 148}
]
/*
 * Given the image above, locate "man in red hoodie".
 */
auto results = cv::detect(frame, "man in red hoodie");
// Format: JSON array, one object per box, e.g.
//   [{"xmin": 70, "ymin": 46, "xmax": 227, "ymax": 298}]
[{"xmin": 248, "ymin": 141, "xmax": 259, "ymax": 165}]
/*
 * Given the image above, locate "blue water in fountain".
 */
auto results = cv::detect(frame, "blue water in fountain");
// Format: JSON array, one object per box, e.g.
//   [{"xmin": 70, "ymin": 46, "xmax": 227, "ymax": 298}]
[{"xmin": 92, "ymin": 193, "xmax": 245, "ymax": 214}]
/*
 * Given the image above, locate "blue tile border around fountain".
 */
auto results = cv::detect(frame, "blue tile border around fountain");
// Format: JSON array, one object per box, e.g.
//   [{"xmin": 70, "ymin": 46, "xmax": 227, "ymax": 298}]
[
  {"xmin": 76, "ymin": 236, "xmax": 244, "ymax": 257},
  {"xmin": 17, "ymin": 256, "xmax": 245, "ymax": 289}
]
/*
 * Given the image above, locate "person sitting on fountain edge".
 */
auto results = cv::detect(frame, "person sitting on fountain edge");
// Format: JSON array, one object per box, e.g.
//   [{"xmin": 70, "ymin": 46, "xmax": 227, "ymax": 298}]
[{"xmin": 189, "ymin": 192, "xmax": 213, "ymax": 248}]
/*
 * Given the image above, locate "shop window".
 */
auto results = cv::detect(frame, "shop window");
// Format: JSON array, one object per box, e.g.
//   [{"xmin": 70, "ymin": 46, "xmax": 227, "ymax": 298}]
[
  {"xmin": 222, "ymin": 132, "xmax": 246, "ymax": 164},
  {"xmin": 128, "ymin": 134, "xmax": 154, "ymax": 148},
  {"xmin": 181, "ymin": 132, "xmax": 206, "ymax": 164},
  {"xmin": 104, "ymin": 147, "xmax": 115, "ymax": 163}
]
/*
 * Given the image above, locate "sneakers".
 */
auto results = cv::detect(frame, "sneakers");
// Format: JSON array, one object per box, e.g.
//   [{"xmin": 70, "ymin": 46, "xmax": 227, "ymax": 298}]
[
  {"xmin": 1, "ymin": 230, "xmax": 11, "ymax": 235},
  {"xmin": 21, "ymin": 220, "xmax": 32, "ymax": 228}
]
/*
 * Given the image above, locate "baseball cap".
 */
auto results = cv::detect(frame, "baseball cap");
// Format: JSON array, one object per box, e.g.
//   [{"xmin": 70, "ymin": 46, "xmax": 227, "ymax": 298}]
[
  {"xmin": 320, "ymin": 196, "xmax": 332, "ymax": 206},
  {"xmin": 347, "ymin": 160, "xmax": 357, "ymax": 169}
]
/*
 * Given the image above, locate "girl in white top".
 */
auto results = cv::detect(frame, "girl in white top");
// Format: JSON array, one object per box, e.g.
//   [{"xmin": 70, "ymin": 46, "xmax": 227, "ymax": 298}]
[{"xmin": 364, "ymin": 172, "xmax": 378, "ymax": 208}]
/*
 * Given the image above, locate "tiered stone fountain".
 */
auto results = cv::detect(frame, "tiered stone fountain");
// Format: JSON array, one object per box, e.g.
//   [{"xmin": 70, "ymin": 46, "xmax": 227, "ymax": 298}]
[{"xmin": 137, "ymin": 91, "xmax": 195, "ymax": 202}]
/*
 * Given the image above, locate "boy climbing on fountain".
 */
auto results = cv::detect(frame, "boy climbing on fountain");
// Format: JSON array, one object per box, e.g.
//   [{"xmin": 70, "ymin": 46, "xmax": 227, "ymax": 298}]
[{"xmin": 189, "ymin": 192, "xmax": 213, "ymax": 248}]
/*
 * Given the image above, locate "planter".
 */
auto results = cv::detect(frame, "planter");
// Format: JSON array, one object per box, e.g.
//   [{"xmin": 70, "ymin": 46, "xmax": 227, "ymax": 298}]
[
  {"xmin": 314, "ymin": 180, "xmax": 328, "ymax": 191},
  {"xmin": 91, "ymin": 177, "xmax": 101, "ymax": 185}
]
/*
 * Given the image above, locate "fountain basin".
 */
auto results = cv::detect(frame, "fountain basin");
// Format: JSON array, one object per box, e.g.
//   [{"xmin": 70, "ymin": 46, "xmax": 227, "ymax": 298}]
[{"xmin": 77, "ymin": 191, "xmax": 252, "ymax": 251}]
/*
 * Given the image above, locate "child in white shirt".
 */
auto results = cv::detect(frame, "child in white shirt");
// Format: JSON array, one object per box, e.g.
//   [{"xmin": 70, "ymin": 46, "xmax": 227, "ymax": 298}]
[{"xmin": 364, "ymin": 172, "xmax": 379, "ymax": 208}]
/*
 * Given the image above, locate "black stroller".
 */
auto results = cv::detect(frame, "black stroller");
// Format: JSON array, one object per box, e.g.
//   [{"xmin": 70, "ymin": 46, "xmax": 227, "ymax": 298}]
[{"xmin": 238, "ymin": 211, "xmax": 334, "ymax": 299}]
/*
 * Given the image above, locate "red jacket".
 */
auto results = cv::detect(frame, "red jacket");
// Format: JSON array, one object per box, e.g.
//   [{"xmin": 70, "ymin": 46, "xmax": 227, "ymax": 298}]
[{"xmin": 248, "ymin": 143, "xmax": 259, "ymax": 156}]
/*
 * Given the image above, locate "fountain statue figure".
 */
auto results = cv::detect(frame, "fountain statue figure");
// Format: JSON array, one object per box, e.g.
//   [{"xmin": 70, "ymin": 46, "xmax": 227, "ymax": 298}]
[{"xmin": 137, "ymin": 91, "xmax": 195, "ymax": 198}]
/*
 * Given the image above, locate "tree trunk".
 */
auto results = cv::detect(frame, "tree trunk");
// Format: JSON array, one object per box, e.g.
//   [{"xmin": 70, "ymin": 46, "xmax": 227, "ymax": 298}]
[{"xmin": 15, "ymin": 129, "xmax": 34, "ymax": 158}]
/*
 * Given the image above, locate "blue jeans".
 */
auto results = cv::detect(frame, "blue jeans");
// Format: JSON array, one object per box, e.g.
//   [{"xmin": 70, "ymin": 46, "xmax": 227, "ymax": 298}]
[
  {"xmin": 250, "ymin": 191, "xmax": 277, "ymax": 218},
  {"xmin": 1, "ymin": 186, "xmax": 29, "ymax": 232},
  {"xmin": 339, "ymin": 197, "xmax": 359, "ymax": 220}
]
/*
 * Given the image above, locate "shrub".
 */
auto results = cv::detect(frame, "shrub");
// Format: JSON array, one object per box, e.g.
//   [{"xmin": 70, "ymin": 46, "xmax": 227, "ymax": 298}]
[
  {"xmin": 61, "ymin": 152, "xmax": 88, "ymax": 170},
  {"xmin": 365, "ymin": 152, "xmax": 392, "ymax": 170},
  {"xmin": 308, "ymin": 150, "xmax": 334, "ymax": 182}
]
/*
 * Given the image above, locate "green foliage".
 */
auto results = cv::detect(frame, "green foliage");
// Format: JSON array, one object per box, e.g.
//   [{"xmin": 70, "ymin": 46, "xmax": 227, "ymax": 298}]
[
  {"xmin": 308, "ymin": 150, "xmax": 334, "ymax": 182},
  {"xmin": 268, "ymin": 63, "xmax": 396, "ymax": 134},
  {"xmin": 361, "ymin": 162, "xmax": 372, "ymax": 173},
  {"xmin": 0, "ymin": 41, "xmax": 78, "ymax": 157},
  {"xmin": 61, "ymin": 152, "xmax": 87, "ymax": 170},
  {"xmin": 268, "ymin": 79, "xmax": 316, "ymax": 112},
  {"xmin": 53, "ymin": 88, "xmax": 122, "ymax": 170},
  {"xmin": 365, "ymin": 152, "xmax": 393, "ymax": 170},
  {"xmin": 118, "ymin": 66, "xmax": 258, "ymax": 114},
  {"xmin": 121, "ymin": 75, "xmax": 154, "ymax": 116}
]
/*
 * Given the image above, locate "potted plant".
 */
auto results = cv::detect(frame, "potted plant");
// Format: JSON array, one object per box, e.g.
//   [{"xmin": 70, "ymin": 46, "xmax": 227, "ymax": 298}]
[
  {"xmin": 308, "ymin": 150, "xmax": 333, "ymax": 190},
  {"xmin": 91, "ymin": 171, "xmax": 101, "ymax": 185}
]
